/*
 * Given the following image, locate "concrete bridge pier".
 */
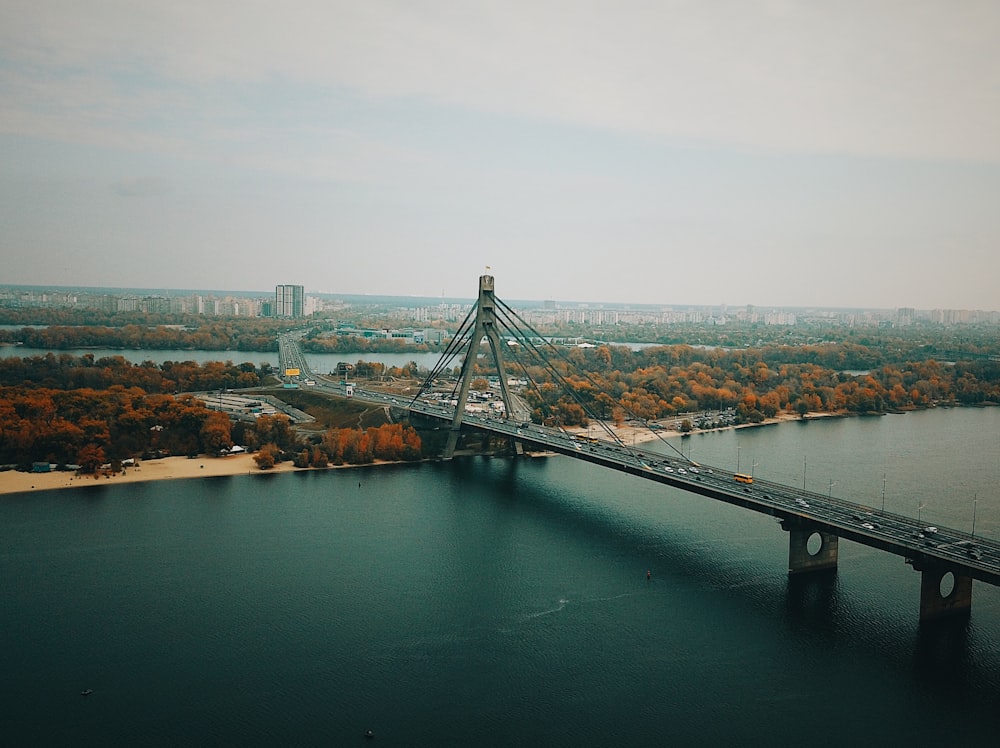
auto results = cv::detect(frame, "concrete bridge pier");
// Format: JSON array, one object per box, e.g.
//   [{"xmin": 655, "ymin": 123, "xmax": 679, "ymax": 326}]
[
  {"xmin": 910, "ymin": 562, "xmax": 973, "ymax": 622},
  {"xmin": 781, "ymin": 520, "xmax": 839, "ymax": 574}
]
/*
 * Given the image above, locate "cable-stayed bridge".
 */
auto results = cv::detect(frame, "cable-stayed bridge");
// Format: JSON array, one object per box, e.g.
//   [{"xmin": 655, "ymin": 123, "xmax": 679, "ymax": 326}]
[{"xmin": 284, "ymin": 274, "xmax": 1000, "ymax": 623}]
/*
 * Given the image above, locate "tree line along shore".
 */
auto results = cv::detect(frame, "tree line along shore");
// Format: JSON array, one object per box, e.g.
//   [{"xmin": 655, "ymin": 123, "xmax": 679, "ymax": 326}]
[{"xmin": 1, "ymin": 342, "xmax": 998, "ymax": 479}]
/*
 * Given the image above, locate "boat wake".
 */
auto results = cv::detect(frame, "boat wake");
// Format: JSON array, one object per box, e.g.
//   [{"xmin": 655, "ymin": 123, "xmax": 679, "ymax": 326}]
[
  {"xmin": 578, "ymin": 591, "xmax": 634, "ymax": 604},
  {"xmin": 523, "ymin": 598, "xmax": 570, "ymax": 620},
  {"xmin": 519, "ymin": 590, "xmax": 638, "ymax": 622}
]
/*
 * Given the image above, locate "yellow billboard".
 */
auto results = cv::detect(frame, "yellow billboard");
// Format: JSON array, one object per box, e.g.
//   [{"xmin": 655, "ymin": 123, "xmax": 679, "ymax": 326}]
[{"xmin": 284, "ymin": 368, "xmax": 300, "ymax": 377}]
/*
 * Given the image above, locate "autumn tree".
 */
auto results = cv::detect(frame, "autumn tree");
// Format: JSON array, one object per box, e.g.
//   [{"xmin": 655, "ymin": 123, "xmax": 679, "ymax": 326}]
[
  {"xmin": 253, "ymin": 443, "xmax": 281, "ymax": 470},
  {"xmin": 200, "ymin": 411, "xmax": 234, "ymax": 454},
  {"xmin": 252, "ymin": 414, "xmax": 299, "ymax": 452},
  {"xmin": 77, "ymin": 443, "xmax": 106, "ymax": 473}
]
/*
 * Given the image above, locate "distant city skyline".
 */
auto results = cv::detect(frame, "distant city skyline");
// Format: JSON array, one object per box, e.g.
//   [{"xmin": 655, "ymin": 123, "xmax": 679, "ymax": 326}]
[
  {"xmin": 3, "ymin": 283, "xmax": 997, "ymax": 322},
  {"xmin": 2, "ymin": 3, "xmax": 999, "ymax": 310}
]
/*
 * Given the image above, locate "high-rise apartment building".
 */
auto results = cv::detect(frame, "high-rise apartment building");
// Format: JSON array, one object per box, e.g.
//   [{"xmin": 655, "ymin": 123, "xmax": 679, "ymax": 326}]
[{"xmin": 275, "ymin": 284, "xmax": 305, "ymax": 318}]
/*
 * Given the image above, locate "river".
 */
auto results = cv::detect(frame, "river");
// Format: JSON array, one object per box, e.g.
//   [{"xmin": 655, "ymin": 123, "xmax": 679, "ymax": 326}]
[
  {"xmin": 2, "ymin": 407, "xmax": 999, "ymax": 746},
  {"xmin": 0, "ymin": 345, "xmax": 446, "ymax": 372}
]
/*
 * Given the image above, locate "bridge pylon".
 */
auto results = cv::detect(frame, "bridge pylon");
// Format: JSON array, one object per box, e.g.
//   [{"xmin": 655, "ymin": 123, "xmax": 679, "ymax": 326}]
[
  {"xmin": 444, "ymin": 274, "xmax": 525, "ymax": 458},
  {"xmin": 908, "ymin": 558, "xmax": 973, "ymax": 622}
]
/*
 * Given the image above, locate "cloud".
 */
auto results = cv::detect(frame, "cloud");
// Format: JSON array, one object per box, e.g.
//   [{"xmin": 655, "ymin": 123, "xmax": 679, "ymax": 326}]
[
  {"xmin": 2, "ymin": 1, "xmax": 999, "ymax": 310},
  {"xmin": 111, "ymin": 176, "xmax": 169, "ymax": 197},
  {"xmin": 2, "ymin": 1, "xmax": 999, "ymax": 162}
]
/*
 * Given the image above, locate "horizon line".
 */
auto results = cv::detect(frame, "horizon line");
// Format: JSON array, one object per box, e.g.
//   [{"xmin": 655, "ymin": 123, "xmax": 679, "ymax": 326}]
[{"xmin": 0, "ymin": 282, "xmax": 995, "ymax": 316}]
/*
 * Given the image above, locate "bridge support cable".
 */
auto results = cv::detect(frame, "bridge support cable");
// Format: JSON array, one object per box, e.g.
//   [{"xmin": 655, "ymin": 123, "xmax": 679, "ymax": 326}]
[
  {"xmin": 410, "ymin": 305, "xmax": 478, "ymax": 407},
  {"xmin": 493, "ymin": 297, "xmax": 662, "ymax": 444},
  {"xmin": 489, "ymin": 309, "xmax": 628, "ymax": 448},
  {"xmin": 429, "ymin": 306, "xmax": 476, "ymax": 378},
  {"xmin": 488, "ymin": 301, "xmax": 624, "ymax": 442},
  {"xmin": 486, "ymin": 309, "xmax": 587, "ymax": 419},
  {"xmin": 492, "ymin": 296, "xmax": 688, "ymax": 461},
  {"xmin": 487, "ymin": 332, "xmax": 575, "ymax": 435}
]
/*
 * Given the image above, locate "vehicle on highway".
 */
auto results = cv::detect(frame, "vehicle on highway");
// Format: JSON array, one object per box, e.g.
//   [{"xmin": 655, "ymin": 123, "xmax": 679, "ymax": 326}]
[{"xmin": 734, "ymin": 473, "xmax": 753, "ymax": 484}]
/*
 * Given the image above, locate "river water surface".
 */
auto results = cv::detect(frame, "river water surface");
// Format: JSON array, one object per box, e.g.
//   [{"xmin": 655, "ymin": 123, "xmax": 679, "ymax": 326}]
[
  {"xmin": 0, "ymin": 346, "xmax": 448, "ymax": 373},
  {"xmin": 3, "ymin": 407, "xmax": 999, "ymax": 746}
]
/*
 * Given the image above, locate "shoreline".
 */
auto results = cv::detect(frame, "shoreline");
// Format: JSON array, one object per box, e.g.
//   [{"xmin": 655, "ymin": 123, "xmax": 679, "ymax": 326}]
[
  {"xmin": 0, "ymin": 411, "xmax": 852, "ymax": 497},
  {"xmin": 0, "ymin": 453, "xmax": 299, "ymax": 497},
  {"xmin": 573, "ymin": 410, "xmax": 841, "ymax": 447}
]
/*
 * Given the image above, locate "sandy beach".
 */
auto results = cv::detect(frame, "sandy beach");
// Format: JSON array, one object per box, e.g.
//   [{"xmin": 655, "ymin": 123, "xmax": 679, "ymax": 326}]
[{"xmin": 0, "ymin": 453, "xmax": 297, "ymax": 496}]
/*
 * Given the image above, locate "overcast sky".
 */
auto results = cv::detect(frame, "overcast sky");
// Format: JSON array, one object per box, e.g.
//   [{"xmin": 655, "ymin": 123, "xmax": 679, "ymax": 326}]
[{"xmin": 2, "ymin": 1, "xmax": 999, "ymax": 309}]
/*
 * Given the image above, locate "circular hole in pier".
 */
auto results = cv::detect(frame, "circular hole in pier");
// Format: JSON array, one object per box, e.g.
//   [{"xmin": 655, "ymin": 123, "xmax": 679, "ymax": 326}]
[
  {"xmin": 806, "ymin": 532, "xmax": 823, "ymax": 556},
  {"xmin": 939, "ymin": 572, "xmax": 955, "ymax": 599}
]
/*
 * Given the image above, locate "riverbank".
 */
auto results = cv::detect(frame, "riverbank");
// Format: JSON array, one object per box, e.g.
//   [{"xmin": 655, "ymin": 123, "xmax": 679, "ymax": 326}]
[
  {"xmin": 0, "ymin": 412, "xmax": 843, "ymax": 496},
  {"xmin": 574, "ymin": 411, "xmax": 840, "ymax": 446},
  {"xmin": 0, "ymin": 453, "xmax": 300, "ymax": 496}
]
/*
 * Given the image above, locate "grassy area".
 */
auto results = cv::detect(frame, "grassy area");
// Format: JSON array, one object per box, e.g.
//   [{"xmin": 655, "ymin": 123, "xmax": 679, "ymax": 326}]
[{"xmin": 245, "ymin": 388, "xmax": 393, "ymax": 431}]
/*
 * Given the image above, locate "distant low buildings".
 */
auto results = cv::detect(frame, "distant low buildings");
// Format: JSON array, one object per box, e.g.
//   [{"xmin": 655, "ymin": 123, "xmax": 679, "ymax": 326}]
[
  {"xmin": 330, "ymin": 324, "xmax": 448, "ymax": 345},
  {"xmin": 2, "ymin": 284, "xmax": 999, "ymax": 328}
]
